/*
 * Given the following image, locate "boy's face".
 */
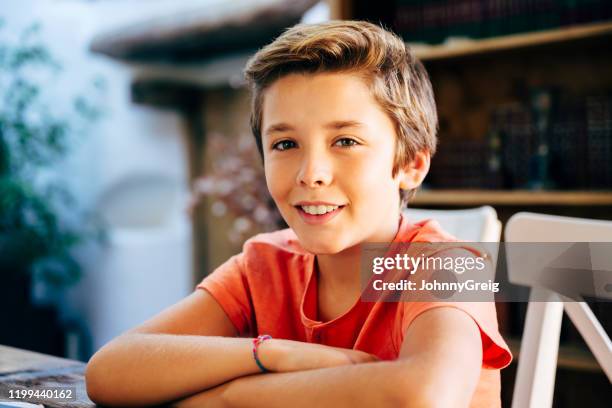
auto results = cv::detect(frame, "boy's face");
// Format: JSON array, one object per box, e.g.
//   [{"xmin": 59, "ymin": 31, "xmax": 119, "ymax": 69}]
[{"xmin": 261, "ymin": 72, "xmax": 415, "ymax": 254}]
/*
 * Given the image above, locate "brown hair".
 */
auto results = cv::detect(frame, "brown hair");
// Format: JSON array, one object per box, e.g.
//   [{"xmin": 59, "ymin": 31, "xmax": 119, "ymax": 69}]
[{"xmin": 244, "ymin": 20, "xmax": 438, "ymax": 206}]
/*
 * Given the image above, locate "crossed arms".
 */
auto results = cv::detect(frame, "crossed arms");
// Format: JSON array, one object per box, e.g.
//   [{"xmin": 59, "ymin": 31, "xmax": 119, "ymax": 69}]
[{"xmin": 85, "ymin": 289, "xmax": 482, "ymax": 408}]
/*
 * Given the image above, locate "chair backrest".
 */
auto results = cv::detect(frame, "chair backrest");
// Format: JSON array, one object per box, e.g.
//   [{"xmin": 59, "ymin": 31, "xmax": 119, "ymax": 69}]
[
  {"xmin": 405, "ymin": 205, "xmax": 502, "ymax": 242},
  {"xmin": 505, "ymin": 212, "xmax": 612, "ymax": 242},
  {"xmin": 505, "ymin": 212, "xmax": 612, "ymax": 408},
  {"xmin": 505, "ymin": 213, "xmax": 612, "ymax": 299}
]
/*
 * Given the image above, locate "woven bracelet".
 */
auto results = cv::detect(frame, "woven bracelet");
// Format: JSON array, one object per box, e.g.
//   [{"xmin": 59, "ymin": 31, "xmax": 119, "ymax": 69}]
[{"xmin": 252, "ymin": 334, "xmax": 272, "ymax": 373}]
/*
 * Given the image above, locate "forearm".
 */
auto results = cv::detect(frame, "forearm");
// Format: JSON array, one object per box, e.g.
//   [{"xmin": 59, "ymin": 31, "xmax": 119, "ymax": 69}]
[
  {"xmin": 176, "ymin": 360, "xmax": 428, "ymax": 408},
  {"xmin": 85, "ymin": 333, "xmax": 261, "ymax": 406}
]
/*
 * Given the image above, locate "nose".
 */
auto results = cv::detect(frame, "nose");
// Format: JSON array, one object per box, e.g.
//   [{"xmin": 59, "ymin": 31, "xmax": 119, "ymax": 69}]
[{"xmin": 296, "ymin": 149, "xmax": 333, "ymax": 188}]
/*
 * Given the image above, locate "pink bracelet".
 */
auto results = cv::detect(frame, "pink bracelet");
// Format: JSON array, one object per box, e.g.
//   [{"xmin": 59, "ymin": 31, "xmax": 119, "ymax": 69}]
[{"xmin": 252, "ymin": 334, "xmax": 272, "ymax": 373}]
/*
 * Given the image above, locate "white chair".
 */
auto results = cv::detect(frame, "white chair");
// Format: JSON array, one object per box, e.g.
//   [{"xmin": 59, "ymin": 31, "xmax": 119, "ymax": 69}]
[
  {"xmin": 505, "ymin": 212, "xmax": 612, "ymax": 408},
  {"xmin": 405, "ymin": 205, "xmax": 502, "ymax": 242},
  {"xmin": 404, "ymin": 205, "xmax": 502, "ymax": 270}
]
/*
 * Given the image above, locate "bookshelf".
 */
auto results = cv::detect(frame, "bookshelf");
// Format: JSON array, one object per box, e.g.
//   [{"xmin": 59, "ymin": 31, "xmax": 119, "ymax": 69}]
[
  {"xmin": 408, "ymin": 21, "xmax": 612, "ymax": 206},
  {"xmin": 418, "ymin": 25, "xmax": 612, "ymax": 197}
]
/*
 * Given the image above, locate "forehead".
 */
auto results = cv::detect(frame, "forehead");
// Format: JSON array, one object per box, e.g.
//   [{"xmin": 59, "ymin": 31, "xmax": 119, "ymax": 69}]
[{"xmin": 261, "ymin": 72, "xmax": 390, "ymax": 136}]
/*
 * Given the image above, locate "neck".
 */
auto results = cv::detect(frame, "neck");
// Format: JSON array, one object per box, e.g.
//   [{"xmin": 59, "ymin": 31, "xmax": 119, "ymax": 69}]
[
  {"xmin": 316, "ymin": 245, "xmax": 362, "ymax": 292},
  {"xmin": 315, "ymin": 213, "xmax": 402, "ymax": 293}
]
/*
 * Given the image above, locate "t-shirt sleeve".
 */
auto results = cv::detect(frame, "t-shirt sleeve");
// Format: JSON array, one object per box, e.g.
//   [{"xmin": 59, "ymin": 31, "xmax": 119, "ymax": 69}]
[
  {"xmin": 393, "ymin": 246, "xmax": 512, "ymax": 369},
  {"xmin": 397, "ymin": 301, "xmax": 513, "ymax": 369},
  {"xmin": 195, "ymin": 253, "xmax": 254, "ymax": 336}
]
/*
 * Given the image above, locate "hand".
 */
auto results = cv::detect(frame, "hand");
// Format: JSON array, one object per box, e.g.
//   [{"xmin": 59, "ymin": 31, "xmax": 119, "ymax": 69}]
[{"xmin": 258, "ymin": 339, "xmax": 379, "ymax": 373}]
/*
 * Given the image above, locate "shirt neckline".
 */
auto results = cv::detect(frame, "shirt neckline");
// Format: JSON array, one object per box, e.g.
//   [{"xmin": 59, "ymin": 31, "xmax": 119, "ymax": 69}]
[{"xmin": 299, "ymin": 214, "xmax": 410, "ymax": 329}]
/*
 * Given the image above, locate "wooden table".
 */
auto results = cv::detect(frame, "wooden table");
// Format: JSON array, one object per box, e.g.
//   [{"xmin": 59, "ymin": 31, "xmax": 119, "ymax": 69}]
[{"xmin": 0, "ymin": 345, "xmax": 94, "ymax": 408}]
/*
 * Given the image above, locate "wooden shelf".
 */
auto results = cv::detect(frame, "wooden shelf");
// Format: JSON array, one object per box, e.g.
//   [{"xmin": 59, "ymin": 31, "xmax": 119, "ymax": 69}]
[
  {"xmin": 506, "ymin": 338, "xmax": 602, "ymax": 372},
  {"xmin": 412, "ymin": 190, "xmax": 612, "ymax": 206},
  {"xmin": 411, "ymin": 20, "xmax": 612, "ymax": 61}
]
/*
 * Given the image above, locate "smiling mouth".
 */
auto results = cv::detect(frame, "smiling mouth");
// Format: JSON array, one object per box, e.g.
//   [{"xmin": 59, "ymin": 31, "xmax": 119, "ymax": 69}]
[{"xmin": 296, "ymin": 204, "xmax": 345, "ymax": 215}]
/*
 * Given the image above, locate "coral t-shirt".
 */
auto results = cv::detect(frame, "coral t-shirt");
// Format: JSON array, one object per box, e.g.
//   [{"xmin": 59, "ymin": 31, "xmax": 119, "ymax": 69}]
[{"xmin": 196, "ymin": 214, "xmax": 512, "ymax": 407}]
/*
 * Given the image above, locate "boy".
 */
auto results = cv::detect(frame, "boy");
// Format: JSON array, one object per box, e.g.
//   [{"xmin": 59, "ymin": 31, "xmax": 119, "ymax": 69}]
[{"xmin": 85, "ymin": 21, "xmax": 511, "ymax": 407}]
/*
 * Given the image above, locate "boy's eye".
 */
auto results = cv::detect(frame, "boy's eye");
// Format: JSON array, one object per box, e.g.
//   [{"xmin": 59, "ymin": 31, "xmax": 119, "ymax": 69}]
[
  {"xmin": 334, "ymin": 138, "xmax": 358, "ymax": 148},
  {"xmin": 272, "ymin": 140, "xmax": 297, "ymax": 151}
]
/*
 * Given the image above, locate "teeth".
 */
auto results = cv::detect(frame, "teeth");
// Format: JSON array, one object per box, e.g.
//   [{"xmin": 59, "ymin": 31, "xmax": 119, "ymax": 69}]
[{"xmin": 301, "ymin": 205, "xmax": 339, "ymax": 215}]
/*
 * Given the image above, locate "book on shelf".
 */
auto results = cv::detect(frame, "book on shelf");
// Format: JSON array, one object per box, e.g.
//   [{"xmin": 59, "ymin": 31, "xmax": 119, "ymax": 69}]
[
  {"xmin": 549, "ymin": 94, "xmax": 588, "ymax": 189},
  {"xmin": 586, "ymin": 94, "xmax": 612, "ymax": 189},
  {"xmin": 426, "ymin": 91, "xmax": 612, "ymax": 191},
  {"xmin": 427, "ymin": 138, "xmax": 492, "ymax": 188},
  {"xmin": 498, "ymin": 102, "xmax": 535, "ymax": 189}
]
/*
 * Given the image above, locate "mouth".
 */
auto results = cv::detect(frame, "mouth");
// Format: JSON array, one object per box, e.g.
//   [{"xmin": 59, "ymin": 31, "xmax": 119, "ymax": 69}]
[{"xmin": 294, "ymin": 204, "xmax": 346, "ymax": 225}]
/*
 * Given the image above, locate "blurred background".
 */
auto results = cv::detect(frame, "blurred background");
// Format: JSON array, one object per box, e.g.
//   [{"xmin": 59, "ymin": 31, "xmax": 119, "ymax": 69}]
[{"xmin": 1, "ymin": 1, "xmax": 611, "ymax": 406}]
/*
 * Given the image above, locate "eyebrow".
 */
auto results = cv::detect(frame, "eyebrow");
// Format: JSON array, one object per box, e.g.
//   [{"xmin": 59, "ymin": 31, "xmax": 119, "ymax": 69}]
[{"xmin": 263, "ymin": 120, "xmax": 365, "ymax": 136}]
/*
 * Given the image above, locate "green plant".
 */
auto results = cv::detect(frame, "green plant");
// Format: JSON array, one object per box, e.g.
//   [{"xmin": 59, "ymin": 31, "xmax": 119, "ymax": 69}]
[{"xmin": 0, "ymin": 21, "xmax": 104, "ymax": 287}]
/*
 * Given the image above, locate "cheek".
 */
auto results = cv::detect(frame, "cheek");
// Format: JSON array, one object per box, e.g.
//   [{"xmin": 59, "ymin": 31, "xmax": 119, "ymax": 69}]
[
  {"xmin": 348, "ymin": 149, "xmax": 396, "ymax": 189},
  {"xmin": 264, "ymin": 159, "xmax": 292, "ymax": 203},
  {"xmin": 341, "ymin": 154, "xmax": 398, "ymax": 214}
]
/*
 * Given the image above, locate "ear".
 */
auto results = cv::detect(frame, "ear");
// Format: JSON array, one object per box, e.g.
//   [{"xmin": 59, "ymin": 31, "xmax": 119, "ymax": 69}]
[{"xmin": 397, "ymin": 150, "xmax": 431, "ymax": 190}]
